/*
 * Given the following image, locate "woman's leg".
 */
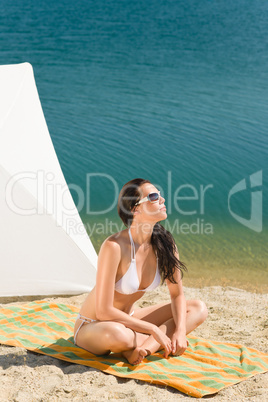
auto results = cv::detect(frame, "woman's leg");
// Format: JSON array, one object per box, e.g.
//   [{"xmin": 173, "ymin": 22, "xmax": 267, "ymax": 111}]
[
  {"xmin": 133, "ymin": 299, "xmax": 208, "ymax": 333},
  {"xmin": 74, "ymin": 299, "xmax": 207, "ymax": 364},
  {"xmin": 131, "ymin": 299, "xmax": 208, "ymax": 362},
  {"xmin": 74, "ymin": 320, "xmax": 148, "ymax": 356}
]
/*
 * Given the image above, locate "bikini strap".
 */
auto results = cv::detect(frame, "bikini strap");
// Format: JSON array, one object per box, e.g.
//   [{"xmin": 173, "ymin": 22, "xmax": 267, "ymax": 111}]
[{"xmin": 128, "ymin": 228, "xmax": 136, "ymax": 260}]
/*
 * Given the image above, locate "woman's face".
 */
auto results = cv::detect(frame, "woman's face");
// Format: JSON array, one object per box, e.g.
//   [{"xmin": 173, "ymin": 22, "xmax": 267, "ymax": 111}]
[{"xmin": 134, "ymin": 183, "xmax": 167, "ymax": 223}]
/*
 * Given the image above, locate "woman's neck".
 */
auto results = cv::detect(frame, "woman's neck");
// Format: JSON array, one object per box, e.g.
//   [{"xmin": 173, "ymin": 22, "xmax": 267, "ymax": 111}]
[{"xmin": 129, "ymin": 223, "xmax": 154, "ymax": 247}]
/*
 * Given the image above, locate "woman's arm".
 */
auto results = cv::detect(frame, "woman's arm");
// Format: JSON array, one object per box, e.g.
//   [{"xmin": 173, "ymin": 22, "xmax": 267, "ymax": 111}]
[
  {"xmin": 95, "ymin": 239, "xmax": 172, "ymax": 354},
  {"xmin": 166, "ymin": 249, "xmax": 189, "ymax": 356}
]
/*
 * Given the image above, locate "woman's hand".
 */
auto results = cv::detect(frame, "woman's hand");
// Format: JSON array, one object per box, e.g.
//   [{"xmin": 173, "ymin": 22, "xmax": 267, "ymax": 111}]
[
  {"xmin": 171, "ymin": 331, "xmax": 189, "ymax": 356},
  {"xmin": 152, "ymin": 326, "xmax": 172, "ymax": 358}
]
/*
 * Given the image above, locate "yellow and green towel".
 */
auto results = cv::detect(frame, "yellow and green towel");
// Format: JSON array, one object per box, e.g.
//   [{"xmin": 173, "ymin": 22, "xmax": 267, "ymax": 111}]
[{"xmin": 0, "ymin": 300, "xmax": 267, "ymax": 398}]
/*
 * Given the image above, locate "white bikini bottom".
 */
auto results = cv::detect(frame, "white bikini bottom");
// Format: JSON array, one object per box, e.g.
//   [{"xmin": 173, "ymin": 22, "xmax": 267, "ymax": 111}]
[{"xmin": 74, "ymin": 311, "xmax": 134, "ymax": 345}]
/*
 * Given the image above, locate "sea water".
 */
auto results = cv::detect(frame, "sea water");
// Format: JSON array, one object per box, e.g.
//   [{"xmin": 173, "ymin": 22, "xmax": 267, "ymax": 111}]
[{"xmin": 0, "ymin": 0, "xmax": 267, "ymax": 291}]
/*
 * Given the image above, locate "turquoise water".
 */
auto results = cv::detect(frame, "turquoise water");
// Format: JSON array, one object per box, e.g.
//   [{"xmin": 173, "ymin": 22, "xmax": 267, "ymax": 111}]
[{"xmin": 1, "ymin": 0, "xmax": 267, "ymax": 291}]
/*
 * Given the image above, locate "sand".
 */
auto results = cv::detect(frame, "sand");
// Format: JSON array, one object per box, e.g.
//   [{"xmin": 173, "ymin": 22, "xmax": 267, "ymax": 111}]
[{"xmin": 0, "ymin": 285, "xmax": 267, "ymax": 401}]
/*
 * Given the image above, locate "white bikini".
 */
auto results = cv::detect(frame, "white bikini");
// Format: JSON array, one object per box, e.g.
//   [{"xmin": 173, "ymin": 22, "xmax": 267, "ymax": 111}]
[
  {"xmin": 74, "ymin": 228, "xmax": 161, "ymax": 345},
  {"xmin": 115, "ymin": 228, "xmax": 161, "ymax": 294}
]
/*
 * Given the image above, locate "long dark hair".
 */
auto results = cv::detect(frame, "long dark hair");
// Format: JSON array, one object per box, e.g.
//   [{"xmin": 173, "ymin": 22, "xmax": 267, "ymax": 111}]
[{"xmin": 117, "ymin": 178, "xmax": 187, "ymax": 284}]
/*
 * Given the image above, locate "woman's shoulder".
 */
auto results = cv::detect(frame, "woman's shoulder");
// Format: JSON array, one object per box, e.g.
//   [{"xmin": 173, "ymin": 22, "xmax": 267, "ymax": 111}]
[{"xmin": 99, "ymin": 229, "xmax": 129, "ymax": 254}]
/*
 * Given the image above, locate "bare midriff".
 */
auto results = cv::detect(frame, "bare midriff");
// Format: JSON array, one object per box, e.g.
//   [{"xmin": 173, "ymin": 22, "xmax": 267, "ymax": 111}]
[{"xmin": 79, "ymin": 286, "xmax": 144, "ymax": 320}]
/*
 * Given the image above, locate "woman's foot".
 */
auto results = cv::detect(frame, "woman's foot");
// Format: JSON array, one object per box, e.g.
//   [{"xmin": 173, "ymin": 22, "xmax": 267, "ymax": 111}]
[{"xmin": 122, "ymin": 347, "xmax": 148, "ymax": 365}]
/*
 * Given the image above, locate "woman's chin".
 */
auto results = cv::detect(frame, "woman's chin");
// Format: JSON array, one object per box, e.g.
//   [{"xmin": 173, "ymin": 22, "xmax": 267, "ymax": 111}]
[{"xmin": 160, "ymin": 211, "xmax": 168, "ymax": 220}]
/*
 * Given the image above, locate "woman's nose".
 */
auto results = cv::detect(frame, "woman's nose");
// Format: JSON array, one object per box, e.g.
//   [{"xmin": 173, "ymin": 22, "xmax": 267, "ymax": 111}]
[{"xmin": 160, "ymin": 195, "xmax": 165, "ymax": 203}]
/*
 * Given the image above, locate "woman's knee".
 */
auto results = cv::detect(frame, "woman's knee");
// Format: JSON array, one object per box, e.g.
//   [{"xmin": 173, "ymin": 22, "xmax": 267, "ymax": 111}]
[
  {"xmin": 103, "ymin": 323, "xmax": 135, "ymax": 352},
  {"xmin": 188, "ymin": 299, "xmax": 208, "ymax": 323}
]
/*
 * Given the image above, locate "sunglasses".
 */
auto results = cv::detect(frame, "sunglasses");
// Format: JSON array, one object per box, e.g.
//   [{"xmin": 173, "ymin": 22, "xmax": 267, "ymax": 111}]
[{"xmin": 135, "ymin": 191, "xmax": 161, "ymax": 206}]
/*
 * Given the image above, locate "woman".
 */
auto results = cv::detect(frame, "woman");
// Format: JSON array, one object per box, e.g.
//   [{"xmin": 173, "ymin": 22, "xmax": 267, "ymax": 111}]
[{"xmin": 74, "ymin": 178, "xmax": 208, "ymax": 365}]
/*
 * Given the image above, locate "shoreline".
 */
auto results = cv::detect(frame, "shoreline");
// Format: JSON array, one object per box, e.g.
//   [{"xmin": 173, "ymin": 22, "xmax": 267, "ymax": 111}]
[
  {"xmin": 86, "ymin": 218, "xmax": 268, "ymax": 295},
  {"xmin": 0, "ymin": 285, "xmax": 267, "ymax": 400},
  {"xmin": 182, "ymin": 275, "xmax": 268, "ymax": 294}
]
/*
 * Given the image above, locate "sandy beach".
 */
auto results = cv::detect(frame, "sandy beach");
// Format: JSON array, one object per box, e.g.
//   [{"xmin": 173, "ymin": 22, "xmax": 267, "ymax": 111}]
[{"xmin": 0, "ymin": 285, "xmax": 267, "ymax": 401}]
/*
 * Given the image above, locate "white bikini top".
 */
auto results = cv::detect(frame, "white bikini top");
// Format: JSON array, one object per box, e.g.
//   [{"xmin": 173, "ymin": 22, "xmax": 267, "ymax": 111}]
[{"xmin": 115, "ymin": 228, "xmax": 161, "ymax": 295}]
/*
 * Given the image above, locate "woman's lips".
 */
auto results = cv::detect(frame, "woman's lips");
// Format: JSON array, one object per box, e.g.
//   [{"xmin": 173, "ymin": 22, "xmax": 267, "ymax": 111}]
[{"xmin": 160, "ymin": 207, "xmax": 166, "ymax": 211}]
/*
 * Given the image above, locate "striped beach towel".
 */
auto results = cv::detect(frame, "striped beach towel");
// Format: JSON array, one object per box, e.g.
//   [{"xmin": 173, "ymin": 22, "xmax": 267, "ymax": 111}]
[{"xmin": 0, "ymin": 300, "xmax": 267, "ymax": 398}]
